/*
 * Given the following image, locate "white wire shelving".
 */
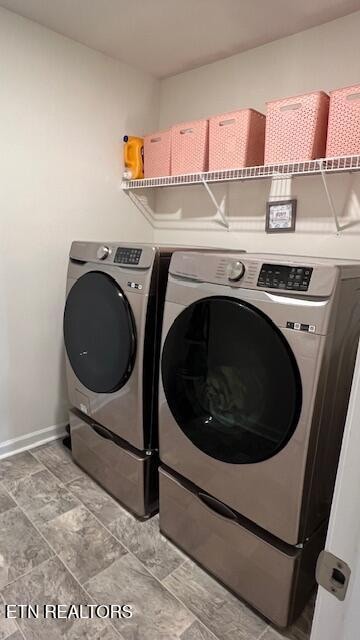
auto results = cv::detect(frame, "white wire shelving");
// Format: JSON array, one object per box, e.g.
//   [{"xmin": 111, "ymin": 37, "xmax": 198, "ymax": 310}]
[{"xmin": 121, "ymin": 155, "xmax": 360, "ymax": 232}]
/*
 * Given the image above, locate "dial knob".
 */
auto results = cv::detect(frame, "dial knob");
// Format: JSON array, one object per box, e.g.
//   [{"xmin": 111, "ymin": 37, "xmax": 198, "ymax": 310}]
[
  {"xmin": 227, "ymin": 260, "xmax": 245, "ymax": 282},
  {"xmin": 97, "ymin": 245, "xmax": 110, "ymax": 260}
]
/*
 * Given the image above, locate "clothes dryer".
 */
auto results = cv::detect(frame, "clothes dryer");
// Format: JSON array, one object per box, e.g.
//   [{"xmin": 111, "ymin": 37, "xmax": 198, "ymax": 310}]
[
  {"xmin": 158, "ymin": 251, "xmax": 360, "ymax": 625},
  {"xmin": 64, "ymin": 241, "xmax": 185, "ymax": 517}
]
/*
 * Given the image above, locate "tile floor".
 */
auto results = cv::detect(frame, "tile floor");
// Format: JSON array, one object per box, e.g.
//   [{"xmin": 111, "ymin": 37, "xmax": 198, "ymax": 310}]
[{"xmin": 0, "ymin": 441, "xmax": 315, "ymax": 640}]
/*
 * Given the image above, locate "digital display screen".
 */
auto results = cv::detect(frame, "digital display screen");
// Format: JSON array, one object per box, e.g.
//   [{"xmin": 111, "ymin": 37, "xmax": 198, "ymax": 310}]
[
  {"xmin": 257, "ymin": 264, "xmax": 313, "ymax": 291},
  {"xmin": 114, "ymin": 247, "xmax": 142, "ymax": 265}
]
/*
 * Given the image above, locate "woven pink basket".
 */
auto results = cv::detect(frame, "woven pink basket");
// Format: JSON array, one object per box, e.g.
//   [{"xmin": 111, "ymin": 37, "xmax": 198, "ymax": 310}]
[
  {"xmin": 209, "ymin": 108, "xmax": 265, "ymax": 170},
  {"xmin": 144, "ymin": 129, "xmax": 171, "ymax": 178},
  {"xmin": 265, "ymin": 91, "xmax": 329, "ymax": 164},
  {"xmin": 171, "ymin": 119, "xmax": 208, "ymax": 175},
  {"xmin": 326, "ymin": 84, "xmax": 360, "ymax": 157}
]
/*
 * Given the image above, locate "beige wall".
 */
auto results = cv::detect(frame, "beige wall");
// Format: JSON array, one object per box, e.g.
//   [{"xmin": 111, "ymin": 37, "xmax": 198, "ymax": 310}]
[
  {"xmin": 0, "ymin": 7, "xmax": 159, "ymax": 451},
  {"xmin": 154, "ymin": 11, "xmax": 360, "ymax": 256}
]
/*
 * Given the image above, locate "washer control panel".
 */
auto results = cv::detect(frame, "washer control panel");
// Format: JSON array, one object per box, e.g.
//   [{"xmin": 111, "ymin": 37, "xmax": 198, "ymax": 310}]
[
  {"xmin": 257, "ymin": 263, "xmax": 313, "ymax": 291},
  {"xmin": 114, "ymin": 247, "xmax": 142, "ymax": 265}
]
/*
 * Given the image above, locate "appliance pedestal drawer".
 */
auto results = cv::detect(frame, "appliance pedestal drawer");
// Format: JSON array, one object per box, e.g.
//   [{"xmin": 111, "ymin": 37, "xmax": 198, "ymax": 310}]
[
  {"xmin": 70, "ymin": 410, "xmax": 158, "ymax": 518},
  {"xmin": 159, "ymin": 466, "xmax": 325, "ymax": 627}
]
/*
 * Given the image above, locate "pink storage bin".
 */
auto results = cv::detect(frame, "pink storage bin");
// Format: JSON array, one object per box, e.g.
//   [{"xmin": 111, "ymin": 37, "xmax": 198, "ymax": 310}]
[
  {"xmin": 171, "ymin": 119, "xmax": 208, "ymax": 175},
  {"xmin": 265, "ymin": 91, "xmax": 329, "ymax": 164},
  {"xmin": 326, "ymin": 84, "xmax": 360, "ymax": 157},
  {"xmin": 144, "ymin": 129, "xmax": 171, "ymax": 178},
  {"xmin": 209, "ymin": 108, "xmax": 266, "ymax": 170}
]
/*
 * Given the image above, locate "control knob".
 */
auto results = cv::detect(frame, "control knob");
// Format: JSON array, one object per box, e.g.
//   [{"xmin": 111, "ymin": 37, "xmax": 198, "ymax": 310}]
[
  {"xmin": 227, "ymin": 260, "xmax": 245, "ymax": 282},
  {"xmin": 97, "ymin": 245, "xmax": 110, "ymax": 260}
]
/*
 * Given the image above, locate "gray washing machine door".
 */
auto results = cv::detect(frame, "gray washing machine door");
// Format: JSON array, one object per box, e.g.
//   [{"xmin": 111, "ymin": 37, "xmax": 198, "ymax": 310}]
[
  {"xmin": 161, "ymin": 296, "xmax": 302, "ymax": 465},
  {"xmin": 64, "ymin": 271, "xmax": 136, "ymax": 394}
]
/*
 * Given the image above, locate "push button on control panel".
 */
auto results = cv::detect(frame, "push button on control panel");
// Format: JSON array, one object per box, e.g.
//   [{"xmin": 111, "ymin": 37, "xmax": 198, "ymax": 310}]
[
  {"xmin": 287, "ymin": 321, "xmax": 316, "ymax": 333},
  {"xmin": 257, "ymin": 264, "xmax": 313, "ymax": 291},
  {"xmin": 114, "ymin": 247, "xmax": 142, "ymax": 265}
]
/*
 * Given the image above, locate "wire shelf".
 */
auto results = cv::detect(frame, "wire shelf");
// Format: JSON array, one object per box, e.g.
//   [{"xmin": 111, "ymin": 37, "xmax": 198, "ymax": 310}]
[{"xmin": 121, "ymin": 155, "xmax": 360, "ymax": 190}]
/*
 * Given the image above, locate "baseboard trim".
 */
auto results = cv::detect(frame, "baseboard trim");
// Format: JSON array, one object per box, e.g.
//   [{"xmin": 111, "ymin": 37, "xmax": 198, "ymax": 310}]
[{"xmin": 0, "ymin": 422, "xmax": 68, "ymax": 460}]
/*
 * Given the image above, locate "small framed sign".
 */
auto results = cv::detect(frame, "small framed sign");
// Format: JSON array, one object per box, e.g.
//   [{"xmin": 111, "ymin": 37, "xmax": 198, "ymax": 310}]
[{"xmin": 266, "ymin": 199, "xmax": 297, "ymax": 233}]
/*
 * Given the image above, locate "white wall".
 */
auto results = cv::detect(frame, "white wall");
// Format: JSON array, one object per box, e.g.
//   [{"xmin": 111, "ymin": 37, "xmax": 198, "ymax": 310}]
[
  {"xmin": 154, "ymin": 11, "xmax": 360, "ymax": 256},
  {"xmin": 0, "ymin": 7, "xmax": 159, "ymax": 451},
  {"xmin": 2, "ymin": 8, "xmax": 360, "ymax": 454}
]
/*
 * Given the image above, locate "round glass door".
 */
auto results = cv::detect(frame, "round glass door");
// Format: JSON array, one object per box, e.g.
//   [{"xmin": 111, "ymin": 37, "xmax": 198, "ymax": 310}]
[
  {"xmin": 64, "ymin": 271, "xmax": 136, "ymax": 393},
  {"xmin": 161, "ymin": 296, "xmax": 302, "ymax": 464}
]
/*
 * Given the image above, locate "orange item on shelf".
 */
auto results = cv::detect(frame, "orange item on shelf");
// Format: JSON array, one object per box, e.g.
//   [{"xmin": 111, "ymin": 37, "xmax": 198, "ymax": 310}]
[{"xmin": 123, "ymin": 135, "xmax": 144, "ymax": 179}]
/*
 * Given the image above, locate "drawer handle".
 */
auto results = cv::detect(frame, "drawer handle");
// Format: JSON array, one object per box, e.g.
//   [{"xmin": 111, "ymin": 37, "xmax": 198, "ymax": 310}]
[
  {"xmin": 198, "ymin": 491, "xmax": 238, "ymax": 521},
  {"xmin": 150, "ymin": 137, "xmax": 161, "ymax": 143},
  {"xmin": 180, "ymin": 128, "xmax": 194, "ymax": 135},
  {"xmin": 347, "ymin": 92, "xmax": 360, "ymax": 102},
  {"xmin": 219, "ymin": 118, "xmax": 236, "ymax": 126},
  {"xmin": 69, "ymin": 257, "xmax": 86, "ymax": 265},
  {"xmin": 280, "ymin": 102, "xmax": 302, "ymax": 112},
  {"xmin": 91, "ymin": 423, "xmax": 114, "ymax": 441}
]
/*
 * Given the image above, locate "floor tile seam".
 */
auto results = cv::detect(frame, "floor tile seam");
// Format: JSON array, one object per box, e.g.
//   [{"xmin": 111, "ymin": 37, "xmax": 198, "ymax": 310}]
[
  {"xmin": 0, "ymin": 454, "xmax": 196, "ymax": 638},
  {"xmin": 3, "ymin": 506, "xmax": 210, "ymax": 640},
  {"xmin": 23, "ymin": 461, "xmax": 230, "ymax": 640},
  {"xmin": 28, "ymin": 447, "xmax": 128, "ymax": 517},
  {"xmin": 0, "ymin": 490, "xmax": 58, "ymax": 594},
  {"xmin": 4, "ymin": 560, "xmax": 121, "ymax": 640},
  {"xmin": 62, "ymin": 467, "xmax": 121, "ymax": 500},
  {"xmin": 4, "ymin": 452, "xmax": 169, "ymax": 578},
  {"xmin": 32, "ymin": 465, "xmax": 145, "ymax": 552},
  {"xmin": 13, "ymin": 621, "xmax": 26, "ymax": 640},
  {"xmin": 3, "ymin": 491, "xmax": 123, "ymax": 639},
  {"xmin": 63, "ymin": 472, "xmax": 93, "ymax": 485},
  {"xmin": 0, "ymin": 462, "xmax": 48, "ymax": 494},
  {"xmin": 29, "ymin": 450, "xmax": 84, "ymax": 485},
  {"xmin": 2, "ymin": 479, "xmax": 82, "ymax": 529},
  {"xmin": 60, "ymin": 480, "xmax": 221, "ymax": 640},
  {"xmin": 4, "ymin": 623, "xmax": 27, "ymax": 640},
  {"xmin": 5, "ymin": 461, "xmax": 172, "ymax": 588},
  {"xmin": 28, "ymin": 445, "xmax": 159, "ymax": 525},
  {"xmin": 0, "ymin": 554, "xmax": 56, "ymax": 594},
  {"xmin": 0, "ymin": 492, "xmax": 259, "ymax": 640},
  {"xmin": 5, "ymin": 454, "xmax": 270, "ymax": 640},
  {"xmin": 163, "ymin": 561, "xmax": 271, "ymax": 640},
  {"xmin": 159, "ymin": 556, "xmax": 189, "ymax": 581},
  {"xmin": 161, "ymin": 577, "xmax": 233, "ymax": 640},
  {"xmin": 1, "ymin": 590, "xmax": 27, "ymax": 640},
  {"xmin": 2, "ymin": 487, "xmax": 87, "ymax": 591},
  {"xmin": 22, "ymin": 464, "xmax": 124, "ymax": 545},
  {"xmin": 9, "ymin": 468, "xmax": 125, "ymax": 639},
  {"xmin": 186, "ymin": 620, "xmax": 220, "ymax": 640},
  {"xmin": 0, "ymin": 503, "xmax": 20, "ymax": 517}
]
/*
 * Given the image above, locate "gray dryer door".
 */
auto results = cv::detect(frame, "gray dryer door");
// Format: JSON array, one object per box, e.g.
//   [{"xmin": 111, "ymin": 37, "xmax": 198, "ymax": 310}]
[
  {"xmin": 161, "ymin": 296, "xmax": 302, "ymax": 464},
  {"xmin": 64, "ymin": 271, "xmax": 136, "ymax": 394}
]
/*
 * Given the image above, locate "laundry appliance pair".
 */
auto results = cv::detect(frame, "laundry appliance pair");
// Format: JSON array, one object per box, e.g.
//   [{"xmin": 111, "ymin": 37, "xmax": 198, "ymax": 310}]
[
  {"xmin": 158, "ymin": 250, "xmax": 360, "ymax": 627},
  {"xmin": 63, "ymin": 241, "xmax": 229, "ymax": 518}
]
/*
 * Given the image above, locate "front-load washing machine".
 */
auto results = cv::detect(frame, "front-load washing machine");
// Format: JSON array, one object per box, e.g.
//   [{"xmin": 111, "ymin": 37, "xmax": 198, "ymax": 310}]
[
  {"xmin": 158, "ymin": 250, "xmax": 360, "ymax": 626},
  {"xmin": 64, "ymin": 241, "xmax": 189, "ymax": 518}
]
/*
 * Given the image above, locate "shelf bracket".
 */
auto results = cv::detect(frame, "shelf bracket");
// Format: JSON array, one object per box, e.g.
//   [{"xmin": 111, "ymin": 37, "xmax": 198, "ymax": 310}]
[
  {"xmin": 125, "ymin": 190, "xmax": 155, "ymax": 228},
  {"xmin": 268, "ymin": 173, "xmax": 293, "ymax": 202},
  {"xmin": 201, "ymin": 178, "xmax": 229, "ymax": 230},
  {"xmin": 319, "ymin": 161, "xmax": 342, "ymax": 234}
]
